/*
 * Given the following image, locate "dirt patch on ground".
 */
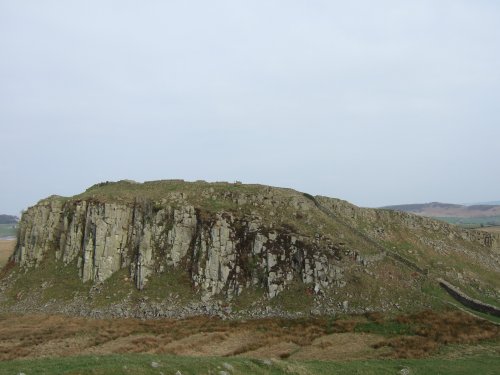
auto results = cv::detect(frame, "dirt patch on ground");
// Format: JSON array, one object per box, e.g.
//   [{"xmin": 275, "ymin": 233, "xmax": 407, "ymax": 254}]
[
  {"xmin": 0, "ymin": 240, "xmax": 15, "ymax": 268},
  {"xmin": 244, "ymin": 341, "xmax": 302, "ymax": 359},
  {"xmin": 290, "ymin": 332, "xmax": 387, "ymax": 360},
  {"xmin": 160, "ymin": 331, "xmax": 251, "ymax": 356}
]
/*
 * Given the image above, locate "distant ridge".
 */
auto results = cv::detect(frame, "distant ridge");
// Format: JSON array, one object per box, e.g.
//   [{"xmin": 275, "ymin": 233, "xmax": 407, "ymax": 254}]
[
  {"xmin": 0, "ymin": 215, "xmax": 19, "ymax": 224},
  {"xmin": 381, "ymin": 202, "xmax": 500, "ymax": 218},
  {"xmin": 466, "ymin": 200, "xmax": 500, "ymax": 206}
]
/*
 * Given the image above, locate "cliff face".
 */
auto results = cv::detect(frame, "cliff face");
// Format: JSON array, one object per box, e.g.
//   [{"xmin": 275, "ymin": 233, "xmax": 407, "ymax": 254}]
[
  {"xmin": 14, "ymin": 189, "xmax": 346, "ymax": 300},
  {"xmin": 7, "ymin": 180, "xmax": 500, "ymax": 317}
]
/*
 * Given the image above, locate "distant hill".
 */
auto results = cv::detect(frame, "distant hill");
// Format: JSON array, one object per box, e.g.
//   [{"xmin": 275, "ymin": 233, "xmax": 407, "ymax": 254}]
[
  {"xmin": 0, "ymin": 215, "xmax": 18, "ymax": 239},
  {"xmin": 381, "ymin": 202, "xmax": 500, "ymax": 218},
  {"xmin": 467, "ymin": 200, "xmax": 500, "ymax": 206},
  {"xmin": 382, "ymin": 202, "xmax": 500, "ymax": 228},
  {"xmin": 0, "ymin": 215, "xmax": 18, "ymax": 224}
]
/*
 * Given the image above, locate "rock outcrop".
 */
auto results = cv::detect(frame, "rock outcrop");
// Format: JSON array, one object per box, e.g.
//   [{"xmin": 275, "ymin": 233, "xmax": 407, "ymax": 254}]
[
  {"xmin": 6, "ymin": 180, "xmax": 500, "ymax": 317},
  {"xmin": 14, "ymin": 187, "xmax": 348, "ymax": 300}
]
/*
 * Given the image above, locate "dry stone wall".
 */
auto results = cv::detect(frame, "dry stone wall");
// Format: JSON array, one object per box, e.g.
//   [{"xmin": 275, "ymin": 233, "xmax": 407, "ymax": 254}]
[{"xmin": 438, "ymin": 278, "xmax": 500, "ymax": 317}]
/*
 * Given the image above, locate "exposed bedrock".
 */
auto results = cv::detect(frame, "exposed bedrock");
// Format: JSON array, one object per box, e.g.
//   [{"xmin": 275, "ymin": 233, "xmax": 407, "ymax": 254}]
[{"xmin": 14, "ymin": 198, "xmax": 346, "ymax": 299}]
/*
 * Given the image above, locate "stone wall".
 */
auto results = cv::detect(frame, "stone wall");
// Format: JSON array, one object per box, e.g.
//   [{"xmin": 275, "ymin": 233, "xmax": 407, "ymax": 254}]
[{"xmin": 438, "ymin": 278, "xmax": 500, "ymax": 317}]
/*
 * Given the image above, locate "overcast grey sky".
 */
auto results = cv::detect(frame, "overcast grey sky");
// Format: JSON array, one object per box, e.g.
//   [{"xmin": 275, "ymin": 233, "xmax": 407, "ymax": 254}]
[{"xmin": 1, "ymin": 1, "xmax": 499, "ymax": 215}]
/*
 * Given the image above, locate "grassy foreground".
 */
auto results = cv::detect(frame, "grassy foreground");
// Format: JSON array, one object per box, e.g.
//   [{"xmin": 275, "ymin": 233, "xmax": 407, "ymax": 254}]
[
  {"xmin": 1, "ymin": 353, "xmax": 499, "ymax": 375},
  {"xmin": 0, "ymin": 310, "xmax": 498, "ymax": 374}
]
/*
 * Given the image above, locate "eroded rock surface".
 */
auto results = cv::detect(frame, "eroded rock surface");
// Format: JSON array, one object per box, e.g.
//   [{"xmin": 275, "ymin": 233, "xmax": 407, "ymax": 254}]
[{"xmin": 14, "ymin": 192, "xmax": 348, "ymax": 299}]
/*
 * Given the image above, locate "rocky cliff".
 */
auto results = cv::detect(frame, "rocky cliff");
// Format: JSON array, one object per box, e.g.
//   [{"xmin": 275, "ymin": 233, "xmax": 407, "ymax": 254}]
[
  {"xmin": 3, "ymin": 180, "xmax": 500, "ymax": 317},
  {"xmin": 13, "ymin": 183, "xmax": 356, "ymax": 300}
]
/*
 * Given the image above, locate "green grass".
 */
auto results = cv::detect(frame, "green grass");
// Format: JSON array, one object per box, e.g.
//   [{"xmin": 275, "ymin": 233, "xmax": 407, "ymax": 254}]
[
  {"xmin": 0, "ymin": 223, "xmax": 17, "ymax": 238},
  {"xmin": 304, "ymin": 356, "xmax": 500, "ymax": 375},
  {"xmin": 420, "ymin": 280, "xmax": 500, "ymax": 324},
  {"xmin": 0, "ymin": 353, "xmax": 499, "ymax": 375},
  {"xmin": 269, "ymin": 281, "xmax": 314, "ymax": 312},
  {"xmin": 91, "ymin": 268, "xmax": 134, "ymax": 306},
  {"xmin": 6, "ymin": 257, "xmax": 89, "ymax": 303},
  {"xmin": 92, "ymin": 265, "xmax": 198, "ymax": 307},
  {"xmin": 435, "ymin": 216, "xmax": 500, "ymax": 228},
  {"xmin": 74, "ymin": 180, "xmax": 262, "ymax": 207},
  {"xmin": 141, "ymin": 266, "xmax": 197, "ymax": 302},
  {"xmin": 232, "ymin": 285, "xmax": 267, "ymax": 311},
  {"xmin": 6, "ymin": 255, "xmax": 199, "ymax": 307}
]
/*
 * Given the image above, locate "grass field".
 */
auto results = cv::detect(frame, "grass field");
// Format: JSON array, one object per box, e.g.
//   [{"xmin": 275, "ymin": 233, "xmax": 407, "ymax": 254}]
[
  {"xmin": 0, "ymin": 310, "xmax": 498, "ymax": 374},
  {"xmin": 436, "ymin": 216, "xmax": 500, "ymax": 228},
  {"xmin": 0, "ymin": 239, "xmax": 15, "ymax": 268},
  {"xmin": 0, "ymin": 223, "xmax": 17, "ymax": 238},
  {"xmin": 0, "ymin": 353, "xmax": 499, "ymax": 375}
]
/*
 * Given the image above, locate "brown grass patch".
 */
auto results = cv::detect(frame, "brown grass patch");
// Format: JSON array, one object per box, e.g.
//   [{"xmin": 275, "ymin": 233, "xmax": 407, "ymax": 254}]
[
  {"xmin": 0, "ymin": 240, "xmax": 15, "ymax": 268},
  {"xmin": 372, "ymin": 310, "xmax": 500, "ymax": 358},
  {"xmin": 244, "ymin": 341, "xmax": 301, "ymax": 360},
  {"xmin": 291, "ymin": 333, "xmax": 387, "ymax": 360},
  {"xmin": 0, "ymin": 310, "xmax": 497, "ymax": 361}
]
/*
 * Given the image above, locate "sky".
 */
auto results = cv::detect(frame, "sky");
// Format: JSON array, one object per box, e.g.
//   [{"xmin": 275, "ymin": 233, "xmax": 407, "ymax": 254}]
[{"xmin": 1, "ymin": 0, "xmax": 500, "ymax": 215}]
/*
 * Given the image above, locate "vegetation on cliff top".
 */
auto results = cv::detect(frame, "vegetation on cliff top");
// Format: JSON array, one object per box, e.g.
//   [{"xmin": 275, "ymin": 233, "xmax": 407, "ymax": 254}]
[
  {"xmin": 39, "ymin": 179, "xmax": 381, "ymax": 253},
  {"xmin": 75, "ymin": 180, "xmax": 274, "ymax": 205}
]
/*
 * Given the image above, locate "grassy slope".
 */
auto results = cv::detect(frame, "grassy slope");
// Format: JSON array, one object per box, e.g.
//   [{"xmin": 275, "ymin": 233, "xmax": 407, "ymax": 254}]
[
  {"xmin": 314, "ymin": 196, "xmax": 500, "ymax": 322},
  {"xmin": 1, "ymin": 354, "xmax": 499, "ymax": 375}
]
